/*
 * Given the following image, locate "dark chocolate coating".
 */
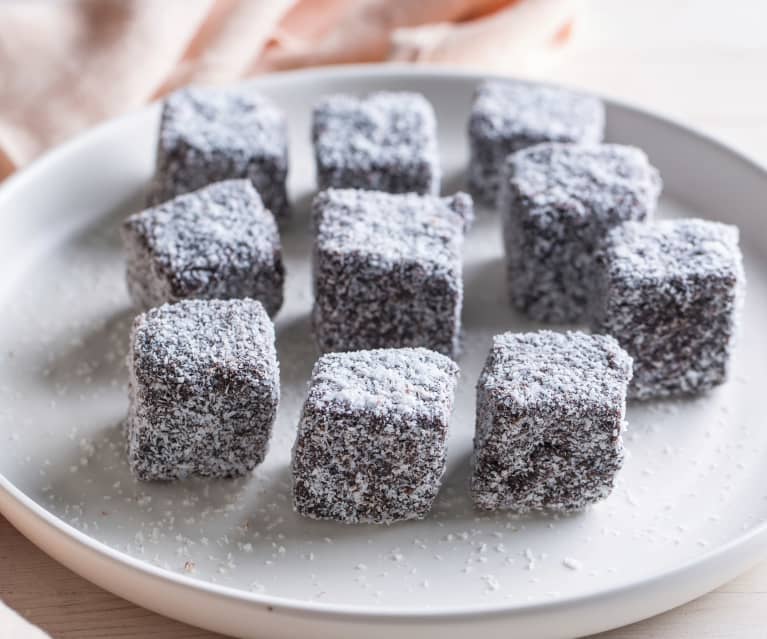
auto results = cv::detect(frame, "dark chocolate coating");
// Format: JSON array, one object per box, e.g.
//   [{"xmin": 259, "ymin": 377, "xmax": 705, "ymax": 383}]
[
  {"xmin": 147, "ymin": 86, "xmax": 289, "ymax": 220},
  {"xmin": 471, "ymin": 330, "xmax": 632, "ymax": 513},
  {"xmin": 591, "ymin": 218, "xmax": 745, "ymax": 399},
  {"xmin": 127, "ymin": 298, "xmax": 279, "ymax": 481},
  {"xmin": 468, "ymin": 81, "xmax": 605, "ymax": 206},
  {"xmin": 312, "ymin": 92, "xmax": 440, "ymax": 195},
  {"xmin": 500, "ymin": 143, "xmax": 661, "ymax": 323},
  {"xmin": 122, "ymin": 179, "xmax": 284, "ymax": 316},
  {"xmin": 292, "ymin": 347, "xmax": 459, "ymax": 524},
  {"xmin": 311, "ymin": 188, "xmax": 473, "ymax": 358}
]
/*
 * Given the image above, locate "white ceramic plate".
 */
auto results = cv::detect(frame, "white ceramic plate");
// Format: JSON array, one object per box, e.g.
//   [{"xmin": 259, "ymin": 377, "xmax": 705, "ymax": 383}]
[{"xmin": 2, "ymin": 66, "xmax": 767, "ymax": 639}]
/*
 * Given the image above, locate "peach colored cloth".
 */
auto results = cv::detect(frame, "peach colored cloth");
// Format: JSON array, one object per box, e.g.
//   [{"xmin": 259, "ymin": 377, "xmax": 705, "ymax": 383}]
[{"xmin": 0, "ymin": 0, "xmax": 577, "ymax": 181}]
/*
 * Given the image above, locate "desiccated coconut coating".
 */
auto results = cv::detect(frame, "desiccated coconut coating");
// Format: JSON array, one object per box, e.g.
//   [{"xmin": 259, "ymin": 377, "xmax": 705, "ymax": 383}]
[
  {"xmin": 468, "ymin": 80, "xmax": 605, "ymax": 206},
  {"xmin": 311, "ymin": 188, "xmax": 473, "ymax": 358},
  {"xmin": 147, "ymin": 85, "xmax": 289, "ymax": 220},
  {"xmin": 292, "ymin": 347, "xmax": 459, "ymax": 524},
  {"xmin": 127, "ymin": 299, "xmax": 279, "ymax": 481},
  {"xmin": 312, "ymin": 91, "xmax": 440, "ymax": 195},
  {"xmin": 122, "ymin": 179, "xmax": 285, "ymax": 316},
  {"xmin": 500, "ymin": 143, "xmax": 662, "ymax": 323},
  {"xmin": 471, "ymin": 330, "xmax": 632, "ymax": 513},
  {"xmin": 591, "ymin": 218, "xmax": 745, "ymax": 400}
]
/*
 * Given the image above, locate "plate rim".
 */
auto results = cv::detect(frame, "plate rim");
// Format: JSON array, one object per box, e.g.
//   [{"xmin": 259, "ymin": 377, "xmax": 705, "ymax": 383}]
[{"xmin": 1, "ymin": 63, "xmax": 767, "ymax": 622}]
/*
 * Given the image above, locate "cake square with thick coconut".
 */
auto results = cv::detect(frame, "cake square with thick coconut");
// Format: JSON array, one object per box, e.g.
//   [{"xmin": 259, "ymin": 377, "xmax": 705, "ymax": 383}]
[
  {"xmin": 122, "ymin": 179, "xmax": 284, "ymax": 315},
  {"xmin": 311, "ymin": 188, "xmax": 473, "ymax": 358},
  {"xmin": 471, "ymin": 330, "xmax": 632, "ymax": 513},
  {"xmin": 292, "ymin": 347, "xmax": 459, "ymax": 524},
  {"xmin": 312, "ymin": 91, "xmax": 440, "ymax": 195},
  {"xmin": 147, "ymin": 85, "xmax": 289, "ymax": 220},
  {"xmin": 500, "ymin": 142, "xmax": 661, "ymax": 323},
  {"xmin": 468, "ymin": 80, "xmax": 605, "ymax": 206},
  {"xmin": 592, "ymin": 218, "xmax": 745, "ymax": 399},
  {"xmin": 127, "ymin": 299, "xmax": 279, "ymax": 481}
]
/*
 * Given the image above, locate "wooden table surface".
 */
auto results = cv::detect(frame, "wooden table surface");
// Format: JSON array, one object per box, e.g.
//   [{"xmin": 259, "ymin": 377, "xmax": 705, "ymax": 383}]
[{"xmin": 2, "ymin": 1, "xmax": 767, "ymax": 637}]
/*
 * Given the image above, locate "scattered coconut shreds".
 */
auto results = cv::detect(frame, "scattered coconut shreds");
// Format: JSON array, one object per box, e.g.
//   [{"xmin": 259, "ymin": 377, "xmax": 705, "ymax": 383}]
[
  {"xmin": 482, "ymin": 575, "xmax": 501, "ymax": 592},
  {"xmin": 524, "ymin": 548, "xmax": 536, "ymax": 571},
  {"xmin": 562, "ymin": 557, "xmax": 584, "ymax": 571}
]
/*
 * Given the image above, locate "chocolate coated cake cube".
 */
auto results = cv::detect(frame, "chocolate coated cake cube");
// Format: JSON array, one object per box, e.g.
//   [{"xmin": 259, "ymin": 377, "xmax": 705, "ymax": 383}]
[
  {"xmin": 148, "ymin": 85, "xmax": 289, "ymax": 219},
  {"xmin": 311, "ymin": 188, "xmax": 473, "ymax": 357},
  {"xmin": 122, "ymin": 179, "xmax": 284, "ymax": 315},
  {"xmin": 500, "ymin": 142, "xmax": 661, "ymax": 322},
  {"xmin": 312, "ymin": 92, "xmax": 440, "ymax": 195},
  {"xmin": 591, "ymin": 218, "xmax": 745, "ymax": 399},
  {"xmin": 127, "ymin": 299, "xmax": 279, "ymax": 480},
  {"xmin": 468, "ymin": 80, "xmax": 605, "ymax": 206},
  {"xmin": 471, "ymin": 330, "xmax": 632, "ymax": 512},
  {"xmin": 292, "ymin": 347, "xmax": 459, "ymax": 524}
]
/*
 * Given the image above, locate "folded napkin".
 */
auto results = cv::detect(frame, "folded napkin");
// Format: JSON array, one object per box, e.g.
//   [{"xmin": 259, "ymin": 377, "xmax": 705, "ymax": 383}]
[{"xmin": 0, "ymin": 0, "xmax": 576, "ymax": 180}]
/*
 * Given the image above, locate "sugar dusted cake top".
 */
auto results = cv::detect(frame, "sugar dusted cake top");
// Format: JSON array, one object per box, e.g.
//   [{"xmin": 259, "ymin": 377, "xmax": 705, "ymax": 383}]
[
  {"xmin": 131, "ymin": 298, "xmax": 276, "ymax": 378},
  {"xmin": 313, "ymin": 188, "xmax": 469, "ymax": 266},
  {"xmin": 306, "ymin": 347, "xmax": 459, "ymax": 419},
  {"xmin": 312, "ymin": 91, "xmax": 438, "ymax": 169},
  {"xmin": 602, "ymin": 218, "xmax": 742, "ymax": 283},
  {"xmin": 480, "ymin": 331, "xmax": 632, "ymax": 407},
  {"xmin": 470, "ymin": 81, "xmax": 604, "ymax": 144},
  {"xmin": 161, "ymin": 85, "xmax": 287, "ymax": 158},
  {"xmin": 505, "ymin": 143, "xmax": 662, "ymax": 225}
]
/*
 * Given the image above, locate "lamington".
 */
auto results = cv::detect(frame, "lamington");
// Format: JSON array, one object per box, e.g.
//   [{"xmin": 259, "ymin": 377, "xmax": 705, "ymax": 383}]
[
  {"xmin": 312, "ymin": 92, "xmax": 440, "ymax": 195},
  {"xmin": 311, "ymin": 188, "xmax": 473, "ymax": 357},
  {"xmin": 127, "ymin": 299, "xmax": 280, "ymax": 480},
  {"xmin": 500, "ymin": 143, "xmax": 661, "ymax": 322},
  {"xmin": 468, "ymin": 80, "xmax": 605, "ymax": 206},
  {"xmin": 292, "ymin": 347, "xmax": 459, "ymax": 524},
  {"xmin": 147, "ymin": 85, "xmax": 289, "ymax": 220},
  {"xmin": 471, "ymin": 330, "xmax": 632, "ymax": 513},
  {"xmin": 122, "ymin": 179, "xmax": 284, "ymax": 316},
  {"xmin": 591, "ymin": 218, "xmax": 745, "ymax": 399}
]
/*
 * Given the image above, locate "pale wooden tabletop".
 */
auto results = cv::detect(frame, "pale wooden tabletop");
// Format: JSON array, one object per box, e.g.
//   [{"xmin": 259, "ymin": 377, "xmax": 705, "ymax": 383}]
[{"xmin": 2, "ymin": 1, "xmax": 767, "ymax": 637}]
